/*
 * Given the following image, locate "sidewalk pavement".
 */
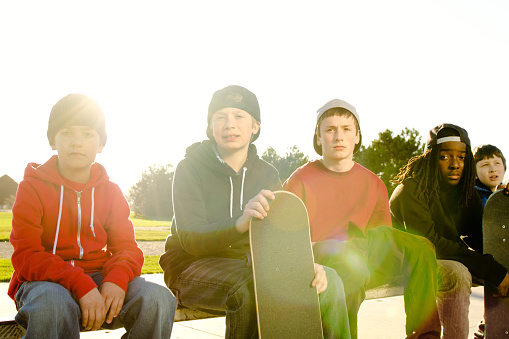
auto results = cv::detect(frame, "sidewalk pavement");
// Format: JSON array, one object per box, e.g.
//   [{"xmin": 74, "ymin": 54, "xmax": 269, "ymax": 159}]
[{"xmin": 1, "ymin": 274, "xmax": 485, "ymax": 338}]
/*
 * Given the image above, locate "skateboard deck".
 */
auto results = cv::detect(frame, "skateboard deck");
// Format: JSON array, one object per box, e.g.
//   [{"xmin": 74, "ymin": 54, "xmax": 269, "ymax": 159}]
[
  {"xmin": 249, "ymin": 191, "xmax": 323, "ymax": 339},
  {"xmin": 483, "ymin": 190, "xmax": 509, "ymax": 338}
]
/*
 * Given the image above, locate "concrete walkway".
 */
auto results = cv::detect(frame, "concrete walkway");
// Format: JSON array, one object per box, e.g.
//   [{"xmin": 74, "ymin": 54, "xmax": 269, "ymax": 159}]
[{"xmin": 1, "ymin": 274, "xmax": 485, "ymax": 338}]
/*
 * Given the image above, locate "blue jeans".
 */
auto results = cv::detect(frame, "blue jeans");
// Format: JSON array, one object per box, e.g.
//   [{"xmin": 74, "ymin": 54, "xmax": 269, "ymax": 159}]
[
  {"xmin": 14, "ymin": 272, "xmax": 177, "ymax": 339},
  {"xmin": 170, "ymin": 257, "xmax": 350, "ymax": 339}
]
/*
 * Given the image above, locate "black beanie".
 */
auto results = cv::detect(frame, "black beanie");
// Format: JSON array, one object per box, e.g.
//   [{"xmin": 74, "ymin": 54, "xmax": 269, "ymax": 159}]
[
  {"xmin": 207, "ymin": 85, "xmax": 261, "ymax": 142},
  {"xmin": 47, "ymin": 94, "xmax": 107, "ymax": 146}
]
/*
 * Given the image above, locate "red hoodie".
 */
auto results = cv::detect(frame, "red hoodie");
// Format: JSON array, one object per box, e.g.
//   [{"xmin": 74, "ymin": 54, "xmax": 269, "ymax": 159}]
[{"xmin": 8, "ymin": 155, "xmax": 144, "ymax": 301}]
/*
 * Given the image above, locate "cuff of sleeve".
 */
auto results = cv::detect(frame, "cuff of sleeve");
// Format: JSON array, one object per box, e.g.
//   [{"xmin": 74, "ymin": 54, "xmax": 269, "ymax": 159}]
[
  {"xmin": 488, "ymin": 260, "xmax": 508, "ymax": 287},
  {"xmin": 102, "ymin": 268, "xmax": 132, "ymax": 292},
  {"xmin": 72, "ymin": 274, "xmax": 98, "ymax": 300}
]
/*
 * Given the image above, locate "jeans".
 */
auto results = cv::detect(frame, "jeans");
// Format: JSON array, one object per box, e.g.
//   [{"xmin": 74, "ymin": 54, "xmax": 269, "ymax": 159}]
[
  {"xmin": 14, "ymin": 272, "xmax": 177, "ymax": 339},
  {"xmin": 170, "ymin": 257, "xmax": 350, "ymax": 339},
  {"xmin": 313, "ymin": 226, "xmax": 441, "ymax": 339},
  {"xmin": 437, "ymin": 260, "xmax": 472, "ymax": 339}
]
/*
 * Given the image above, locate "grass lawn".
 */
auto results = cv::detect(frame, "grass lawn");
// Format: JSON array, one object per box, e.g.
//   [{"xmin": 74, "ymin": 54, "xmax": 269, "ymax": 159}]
[
  {"xmin": 142, "ymin": 255, "xmax": 164, "ymax": 274},
  {"xmin": 0, "ymin": 212, "xmax": 168, "ymax": 280},
  {"xmin": 0, "ymin": 212, "xmax": 12, "ymax": 241},
  {"xmin": 0, "ymin": 259, "xmax": 13, "ymax": 282}
]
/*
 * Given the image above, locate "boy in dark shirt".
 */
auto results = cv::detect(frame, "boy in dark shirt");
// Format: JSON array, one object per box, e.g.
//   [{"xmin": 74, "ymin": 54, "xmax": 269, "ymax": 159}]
[{"xmin": 390, "ymin": 123, "xmax": 509, "ymax": 338}]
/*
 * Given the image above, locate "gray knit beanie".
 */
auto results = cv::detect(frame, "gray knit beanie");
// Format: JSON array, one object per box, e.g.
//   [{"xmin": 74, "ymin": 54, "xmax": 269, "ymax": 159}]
[{"xmin": 47, "ymin": 94, "xmax": 107, "ymax": 146}]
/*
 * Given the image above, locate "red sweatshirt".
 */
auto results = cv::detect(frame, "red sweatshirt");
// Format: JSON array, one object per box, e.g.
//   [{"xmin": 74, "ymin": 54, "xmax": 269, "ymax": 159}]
[
  {"xmin": 284, "ymin": 160, "xmax": 392, "ymax": 242},
  {"xmin": 8, "ymin": 155, "xmax": 143, "ymax": 301}
]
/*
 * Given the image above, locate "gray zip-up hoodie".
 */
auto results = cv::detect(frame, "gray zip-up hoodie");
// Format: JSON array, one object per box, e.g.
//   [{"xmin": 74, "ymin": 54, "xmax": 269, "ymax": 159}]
[{"xmin": 160, "ymin": 140, "xmax": 282, "ymax": 286}]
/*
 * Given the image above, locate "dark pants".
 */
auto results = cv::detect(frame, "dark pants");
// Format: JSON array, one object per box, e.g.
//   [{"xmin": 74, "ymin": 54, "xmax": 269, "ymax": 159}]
[{"xmin": 170, "ymin": 256, "xmax": 351, "ymax": 339}]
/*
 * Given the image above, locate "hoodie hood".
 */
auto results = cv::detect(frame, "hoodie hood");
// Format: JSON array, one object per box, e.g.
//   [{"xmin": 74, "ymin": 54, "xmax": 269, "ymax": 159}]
[
  {"xmin": 184, "ymin": 140, "xmax": 260, "ymax": 177},
  {"xmin": 24, "ymin": 155, "xmax": 109, "ymax": 189},
  {"xmin": 184, "ymin": 140, "xmax": 262, "ymax": 219}
]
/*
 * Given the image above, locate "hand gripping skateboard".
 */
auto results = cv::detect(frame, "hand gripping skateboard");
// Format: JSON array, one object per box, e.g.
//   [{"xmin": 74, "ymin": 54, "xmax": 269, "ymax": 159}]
[
  {"xmin": 483, "ymin": 190, "xmax": 509, "ymax": 338},
  {"xmin": 249, "ymin": 191, "xmax": 323, "ymax": 338}
]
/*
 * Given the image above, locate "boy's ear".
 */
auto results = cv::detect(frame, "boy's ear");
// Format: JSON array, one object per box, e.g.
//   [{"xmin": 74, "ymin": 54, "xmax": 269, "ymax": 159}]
[
  {"xmin": 98, "ymin": 145, "xmax": 104, "ymax": 154},
  {"xmin": 252, "ymin": 120, "xmax": 261, "ymax": 135},
  {"xmin": 51, "ymin": 144, "xmax": 57, "ymax": 151}
]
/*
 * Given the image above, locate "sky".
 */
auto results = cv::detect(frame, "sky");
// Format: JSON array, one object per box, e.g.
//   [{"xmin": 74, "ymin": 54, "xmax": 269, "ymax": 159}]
[{"xmin": 1, "ymin": 0, "xmax": 508, "ymax": 194}]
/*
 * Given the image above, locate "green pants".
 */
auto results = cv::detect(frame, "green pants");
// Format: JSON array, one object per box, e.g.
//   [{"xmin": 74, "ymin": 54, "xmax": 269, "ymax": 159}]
[{"xmin": 313, "ymin": 226, "xmax": 440, "ymax": 339}]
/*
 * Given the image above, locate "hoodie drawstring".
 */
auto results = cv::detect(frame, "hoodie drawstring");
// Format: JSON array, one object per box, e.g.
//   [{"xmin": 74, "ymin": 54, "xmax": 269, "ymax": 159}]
[
  {"xmin": 52, "ymin": 186, "xmax": 97, "ymax": 257},
  {"xmin": 90, "ymin": 187, "xmax": 96, "ymax": 237},
  {"xmin": 240, "ymin": 167, "xmax": 247, "ymax": 210},
  {"xmin": 52, "ymin": 185, "xmax": 64, "ymax": 255},
  {"xmin": 229, "ymin": 177, "xmax": 234, "ymax": 218},
  {"xmin": 229, "ymin": 167, "xmax": 248, "ymax": 218}
]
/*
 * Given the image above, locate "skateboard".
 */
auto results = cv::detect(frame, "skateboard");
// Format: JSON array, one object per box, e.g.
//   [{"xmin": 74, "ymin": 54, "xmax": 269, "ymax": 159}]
[
  {"xmin": 249, "ymin": 191, "xmax": 323, "ymax": 339},
  {"xmin": 483, "ymin": 190, "xmax": 509, "ymax": 338}
]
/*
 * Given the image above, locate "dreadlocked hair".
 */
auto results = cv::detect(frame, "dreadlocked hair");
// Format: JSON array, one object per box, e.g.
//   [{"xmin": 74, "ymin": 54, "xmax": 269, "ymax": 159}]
[{"xmin": 392, "ymin": 145, "xmax": 476, "ymax": 208}]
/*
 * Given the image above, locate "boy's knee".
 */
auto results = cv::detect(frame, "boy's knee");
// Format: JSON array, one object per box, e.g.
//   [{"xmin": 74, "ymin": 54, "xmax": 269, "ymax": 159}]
[
  {"xmin": 137, "ymin": 280, "xmax": 177, "ymax": 309},
  {"xmin": 323, "ymin": 266, "xmax": 344, "ymax": 291},
  {"xmin": 226, "ymin": 279, "xmax": 256, "ymax": 313},
  {"xmin": 438, "ymin": 260, "xmax": 472, "ymax": 293},
  {"xmin": 17, "ymin": 282, "xmax": 80, "ymax": 324}
]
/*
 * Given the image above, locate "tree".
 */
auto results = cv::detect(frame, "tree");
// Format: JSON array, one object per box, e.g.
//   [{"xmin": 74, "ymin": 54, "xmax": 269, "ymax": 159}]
[
  {"xmin": 354, "ymin": 128, "xmax": 424, "ymax": 196},
  {"xmin": 262, "ymin": 146, "xmax": 309, "ymax": 183},
  {"xmin": 128, "ymin": 164, "xmax": 174, "ymax": 219}
]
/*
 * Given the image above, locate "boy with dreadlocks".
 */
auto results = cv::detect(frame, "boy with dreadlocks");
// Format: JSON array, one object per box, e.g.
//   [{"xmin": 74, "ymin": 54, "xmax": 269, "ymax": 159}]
[{"xmin": 390, "ymin": 123, "xmax": 509, "ymax": 338}]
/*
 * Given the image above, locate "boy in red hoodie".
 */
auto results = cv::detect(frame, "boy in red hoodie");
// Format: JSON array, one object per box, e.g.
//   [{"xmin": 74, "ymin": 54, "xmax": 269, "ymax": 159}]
[{"xmin": 9, "ymin": 94, "xmax": 176, "ymax": 338}]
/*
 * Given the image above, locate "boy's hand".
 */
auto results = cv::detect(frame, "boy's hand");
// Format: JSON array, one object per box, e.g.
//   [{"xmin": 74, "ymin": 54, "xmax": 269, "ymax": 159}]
[
  {"xmin": 311, "ymin": 263, "xmax": 328, "ymax": 294},
  {"xmin": 496, "ymin": 183, "xmax": 509, "ymax": 195},
  {"xmin": 78, "ymin": 287, "xmax": 106, "ymax": 330},
  {"xmin": 235, "ymin": 190, "xmax": 275, "ymax": 234},
  {"xmin": 99, "ymin": 282, "xmax": 126, "ymax": 324},
  {"xmin": 496, "ymin": 273, "xmax": 509, "ymax": 297}
]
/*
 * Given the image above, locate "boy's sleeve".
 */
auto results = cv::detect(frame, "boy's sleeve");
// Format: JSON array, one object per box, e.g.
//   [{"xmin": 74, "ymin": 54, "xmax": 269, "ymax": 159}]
[
  {"xmin": 172, "ymin": 162, "xmax": 246, "ymax": 257},
  {"xmin": 101, "ymin": 184, "xmax": 144, "ymax": 292},
  {"xmin": 366, "ymin": 179, "xmax": 392, "ymax": 229},
  {"xmin": 9, "ymin": 181, "xmax": 97, "ymax": 300},
  {"xmin": 283, "ymin": 170, "xmax": 305, "ymax": 200}
]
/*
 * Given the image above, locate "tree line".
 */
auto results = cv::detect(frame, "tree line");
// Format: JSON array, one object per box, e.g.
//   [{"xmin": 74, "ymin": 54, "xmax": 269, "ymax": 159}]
[{"xmin": 127, "ymin": 127, "xmax": 424, "ymax": 219}]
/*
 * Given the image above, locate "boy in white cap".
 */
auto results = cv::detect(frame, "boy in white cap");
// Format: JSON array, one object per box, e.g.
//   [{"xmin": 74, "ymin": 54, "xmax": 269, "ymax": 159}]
[{"xmin": 285, "ymin": 99, "xmax": 441, "ymax": 339}]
